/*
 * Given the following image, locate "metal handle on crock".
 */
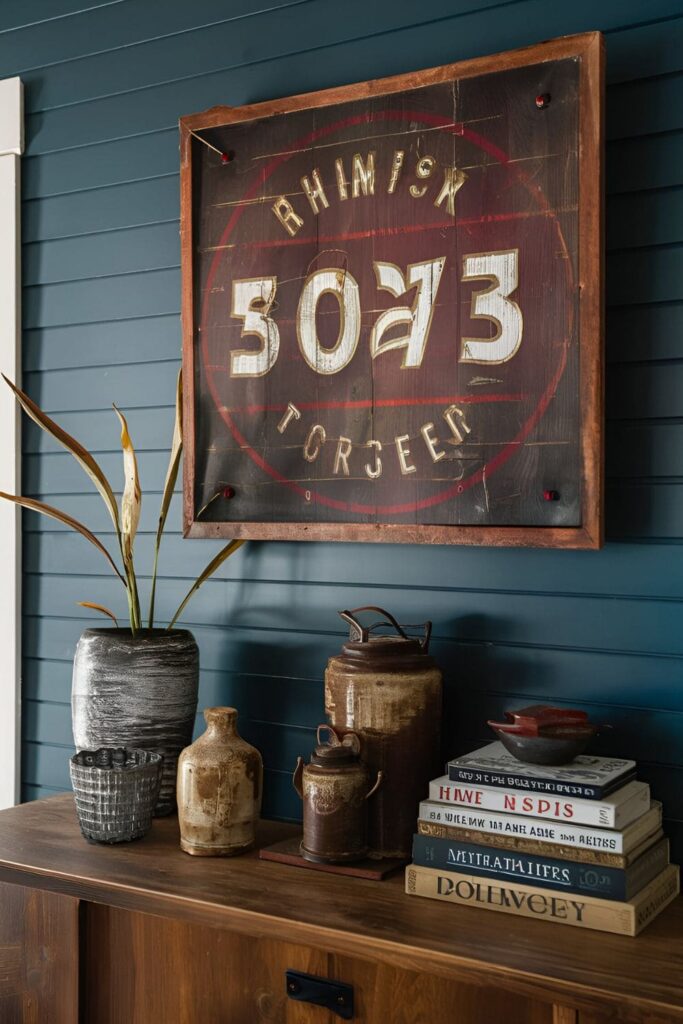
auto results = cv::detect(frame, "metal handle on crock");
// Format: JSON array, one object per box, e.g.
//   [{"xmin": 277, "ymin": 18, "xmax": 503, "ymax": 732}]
[
  {"xmin": 292, "ymin": 756, "xmax": 304, "ymax": 799},
  {"xmin": 316, "ymin": 724, "xmax": 341, "ymax": 748},
  {"xmin": 365, "ymin": 769, "xmax": 384, "ymax": 801},
  {"xmin": 316, "ymin": 725, "xmax": 361, "ymax": 754},
  {"xmin": 339, "ymin": 606, "xmax": 432, "ymax": 652}
]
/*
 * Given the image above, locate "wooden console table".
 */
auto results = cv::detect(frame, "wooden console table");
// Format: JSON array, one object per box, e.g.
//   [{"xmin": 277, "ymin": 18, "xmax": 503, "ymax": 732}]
[{"xmin": 0, "ymin": 795, "xmax": 681, "ymax": 1023}]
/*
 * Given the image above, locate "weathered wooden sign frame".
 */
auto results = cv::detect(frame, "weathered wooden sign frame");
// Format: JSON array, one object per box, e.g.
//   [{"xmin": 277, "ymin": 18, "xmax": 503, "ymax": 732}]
[{"xmin": 180, "ymin": 31, "xmax": 604, "ymax": 548}]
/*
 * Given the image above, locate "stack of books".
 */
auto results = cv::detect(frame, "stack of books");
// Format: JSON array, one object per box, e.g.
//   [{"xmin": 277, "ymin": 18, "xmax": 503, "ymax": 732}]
[{"xmin": 405, "ymin": 742, "xmax": 680, "ymax": 935}]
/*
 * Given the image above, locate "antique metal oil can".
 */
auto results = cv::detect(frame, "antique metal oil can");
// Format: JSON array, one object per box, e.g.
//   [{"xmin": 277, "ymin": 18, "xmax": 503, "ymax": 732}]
[
  {"xmin": 293, "ymin": 726, "xmax": 382, "ymax": 864},
  {"xmin": 325, "ymin": 606, "xmax": 442, "ymax": 859}
]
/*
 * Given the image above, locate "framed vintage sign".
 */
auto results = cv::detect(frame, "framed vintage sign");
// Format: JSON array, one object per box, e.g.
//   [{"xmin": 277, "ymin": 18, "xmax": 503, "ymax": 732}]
[{"xmin": 180, "ymin": 31, "xmax": 604, "ymax": 547}]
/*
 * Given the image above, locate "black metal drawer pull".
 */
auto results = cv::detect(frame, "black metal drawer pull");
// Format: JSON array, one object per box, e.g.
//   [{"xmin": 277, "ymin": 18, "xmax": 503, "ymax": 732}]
[{"xmin": 285, "ymin": 969, "xmax": 354, "ymax": 1020}]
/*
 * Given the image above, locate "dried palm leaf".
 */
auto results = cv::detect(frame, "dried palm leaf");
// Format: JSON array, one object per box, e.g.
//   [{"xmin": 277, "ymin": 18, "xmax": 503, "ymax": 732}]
[
  {"xmin": 167, "ymin": 540, "xmax": 245, "ymax": 630},
  {"xmin": 113, "ymin": 405, "xmax": 142, "ymax": 631},
  {"xmin": 3, "ymin": 375, "xmax": 121, "ymax": 535},
  {"xmin": 0, "ymin": 492, "xmax": 125, "ymax": 584},
  {"xmin": 77, "ymin": 602, "xmax": 119, "ymax": 627}
]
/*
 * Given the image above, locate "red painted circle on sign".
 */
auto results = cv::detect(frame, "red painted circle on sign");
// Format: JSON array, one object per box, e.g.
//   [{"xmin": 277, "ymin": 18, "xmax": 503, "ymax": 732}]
[{"xmin": 199, "ymin": 109, "xmax": 573, "ymax": 516}]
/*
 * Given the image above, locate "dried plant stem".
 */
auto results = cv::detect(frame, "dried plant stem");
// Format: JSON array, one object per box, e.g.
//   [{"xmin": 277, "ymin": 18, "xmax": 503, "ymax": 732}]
[
  {"xmin": 126, "ymin": 561, "xmax": 142, "ymax": 633},
  {"xmin": 148, "ymin": 370, "xmax": 183, "ymax": 629},
  {"xmin": 148, "ymin": 545, "xmax": 161, "ymax": 630}
]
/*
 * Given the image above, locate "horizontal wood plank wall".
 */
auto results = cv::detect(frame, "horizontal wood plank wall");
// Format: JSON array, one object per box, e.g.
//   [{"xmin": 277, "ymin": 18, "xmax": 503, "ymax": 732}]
[{"xmin": 7, "ymin": 0, "xmax": 683, "ymax": 852}]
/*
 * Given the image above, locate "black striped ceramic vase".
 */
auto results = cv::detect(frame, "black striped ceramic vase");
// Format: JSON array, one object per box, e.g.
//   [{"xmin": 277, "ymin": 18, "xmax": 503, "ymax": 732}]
[{"xmin": 71, "ymin": 628, "xmax": 199, "ymax": 816}]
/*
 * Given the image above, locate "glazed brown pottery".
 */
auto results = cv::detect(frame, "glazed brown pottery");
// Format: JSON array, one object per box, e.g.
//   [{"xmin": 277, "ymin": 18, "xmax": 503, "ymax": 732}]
[
  {"xmin": 293, "ymin": 726, "xmax": 382, "ymax": 864},
  {"xmin": 177, "ymin": 707, "xmax": 262, "ymax": 856},
  {"xmin": 325, "ymin": 606, "xmax": 442, "ymax": 858}
]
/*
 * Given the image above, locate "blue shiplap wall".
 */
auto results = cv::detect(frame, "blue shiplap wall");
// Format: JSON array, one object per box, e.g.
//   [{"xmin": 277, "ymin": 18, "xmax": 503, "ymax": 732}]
[{"xmin": 12, "ymin": 0, "xmax": 683, "ymax": 855}]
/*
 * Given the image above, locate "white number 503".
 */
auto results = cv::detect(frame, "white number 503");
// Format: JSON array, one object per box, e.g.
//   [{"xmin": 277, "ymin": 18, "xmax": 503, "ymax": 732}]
[{"xmin": 229, "ymin": 250, "xmax": 522, "ymax": 376}]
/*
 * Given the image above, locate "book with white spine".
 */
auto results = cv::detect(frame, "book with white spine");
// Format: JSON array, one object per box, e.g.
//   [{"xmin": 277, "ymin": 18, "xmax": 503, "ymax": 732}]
[
  {"xmin": 417, "ymin": 800, "xmax": 662, "ymax": 854},
  {"xmin": 428, "ymin": 776, "xmax": 650, "ymax": 828}
]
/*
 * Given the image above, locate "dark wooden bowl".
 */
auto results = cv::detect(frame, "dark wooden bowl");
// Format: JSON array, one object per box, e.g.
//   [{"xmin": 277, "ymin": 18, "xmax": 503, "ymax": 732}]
[{"xmin": 491, "ymin": 725, "xmax": 597, "ymax": 765}]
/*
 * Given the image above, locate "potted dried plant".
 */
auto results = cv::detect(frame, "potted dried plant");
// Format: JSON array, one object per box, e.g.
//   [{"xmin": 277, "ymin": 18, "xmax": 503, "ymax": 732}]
[{"xmin": 0, "ymin": 373, "xmax": 243, "ymax": 815}]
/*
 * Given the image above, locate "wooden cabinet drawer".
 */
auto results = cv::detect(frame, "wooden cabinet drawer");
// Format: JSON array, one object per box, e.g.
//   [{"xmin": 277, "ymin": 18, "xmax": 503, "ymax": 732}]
[{"xmin": 81, "ymin": 903, "xmax": 554, "ymax": 1023}]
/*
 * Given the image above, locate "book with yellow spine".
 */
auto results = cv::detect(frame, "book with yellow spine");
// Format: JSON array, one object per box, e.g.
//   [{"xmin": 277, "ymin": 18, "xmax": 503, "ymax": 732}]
[{"xmin": 405, "ymin": 862, "xmax": 679, "ymax": 936}]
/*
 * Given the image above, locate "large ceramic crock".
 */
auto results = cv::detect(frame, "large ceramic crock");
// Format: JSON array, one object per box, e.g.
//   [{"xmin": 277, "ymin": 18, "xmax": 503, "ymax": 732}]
[
  {"xmin": 72, "ymin": 628, "xmax": 199, "ymax": 816},
  {"xmin": 325, "ymin": 607, "xmax": 442, "ymax": 859}
]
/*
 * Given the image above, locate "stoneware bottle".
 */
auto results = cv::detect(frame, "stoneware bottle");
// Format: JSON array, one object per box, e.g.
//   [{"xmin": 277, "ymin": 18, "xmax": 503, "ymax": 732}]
[{"xmin": 177, "ymin": 707, "xmax": 263, "ymax": 856}]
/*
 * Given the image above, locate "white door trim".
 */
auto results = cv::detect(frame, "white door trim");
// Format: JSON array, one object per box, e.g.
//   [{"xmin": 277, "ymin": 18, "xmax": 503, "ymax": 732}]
[{"xmin": 0, "ymin": 77, "xmax": 23, "ymax": 809}]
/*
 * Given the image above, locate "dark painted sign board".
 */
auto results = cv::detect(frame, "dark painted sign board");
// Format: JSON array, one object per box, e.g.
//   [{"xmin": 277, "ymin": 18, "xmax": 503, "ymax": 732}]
[{"xmin": 181, "ymin": 32, "xmax": 603, "ymax": 547}]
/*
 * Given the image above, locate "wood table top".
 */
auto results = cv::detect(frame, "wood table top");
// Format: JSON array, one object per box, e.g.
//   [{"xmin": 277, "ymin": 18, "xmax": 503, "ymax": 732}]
[{"xmin": 0, "ymin": 794, "xmax": 681, "ymax": 1022}]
